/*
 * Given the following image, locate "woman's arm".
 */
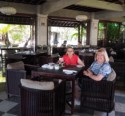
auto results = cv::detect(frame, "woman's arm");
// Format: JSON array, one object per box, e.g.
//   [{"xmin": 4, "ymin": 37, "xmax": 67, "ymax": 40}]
[
  {"xmin": 88, "ymin": 74, "xmax": 104, "ymax": 81},
  {"xmin": 83, "ymin": 69, "xmax": 104, "ymax": 81},
  {"xmin": 78, "ymin": 57, "xmax": 85, "ymax": 66}
]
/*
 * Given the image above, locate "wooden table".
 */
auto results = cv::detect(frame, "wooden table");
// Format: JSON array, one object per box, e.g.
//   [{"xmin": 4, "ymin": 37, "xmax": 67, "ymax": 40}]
[
  {"xmin": 1, "ymin": 47, "xmax": 32, "ymax": 71},
  {"xmin": 15, "ymin": 51, "xmax": 47, "ymax": 64},
  {"xmin": 31, "ymin": 65, "xmax": 84, "ymax": 114}
]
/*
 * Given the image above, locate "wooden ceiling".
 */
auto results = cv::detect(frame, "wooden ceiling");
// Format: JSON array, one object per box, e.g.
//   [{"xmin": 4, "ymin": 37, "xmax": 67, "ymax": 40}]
[
  {"xmin": 0, "ymin": 0, "xmax": 123, "ymax": 5},
  {"xmin": 0, "ymin": 0, "xmax": 47, "ymax": 5},
  {"xmin": 65, "ymin": 0, "xmax": 124, "ymax": 12},
  {"xmin": 102, "ymin": 0, "xmax": 124, "ymax": 4},
  {"xmin": 0, "ymin": 0, "xmax": 124, "ymax": 13},
  {"xmin": 65, "ymin": 5, "xmax": 104, "ymax": 12}
]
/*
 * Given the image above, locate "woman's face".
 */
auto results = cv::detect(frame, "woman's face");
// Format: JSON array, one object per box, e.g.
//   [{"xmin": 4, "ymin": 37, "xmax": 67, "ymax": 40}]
[
  {"xmin": 96, "ymin": 52, "xmax": 105, "ymax": 63},
  {"xmin": 67, "ymin": 48, "xmax": 74, "ymax": 56}
]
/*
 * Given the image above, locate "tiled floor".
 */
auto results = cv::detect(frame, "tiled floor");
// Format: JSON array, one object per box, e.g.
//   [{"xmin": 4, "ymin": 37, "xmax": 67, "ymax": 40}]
[{"xmin": 0, "ymin": 90, "xmax": 125, "ymax": 116}]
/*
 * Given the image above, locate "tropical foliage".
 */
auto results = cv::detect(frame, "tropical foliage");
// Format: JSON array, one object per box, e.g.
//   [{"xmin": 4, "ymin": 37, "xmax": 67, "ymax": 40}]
[
  {"xmin": 98, "ymin": 22, "xmax": 105, "ymax": 40},
  {"xmin": 98, "ymin": 22, "xmax": 122, "ymax": 46},
  {"xmin": 106, "ymin": 23, "xmax": 120, "ymax": 42},
  {"xmin": 0, "ymin": 24, "xmax": 32, "ymax": 47},
  {"xmin": 71, "ymin": 23, "xmax": 87, "ymax": 44}
]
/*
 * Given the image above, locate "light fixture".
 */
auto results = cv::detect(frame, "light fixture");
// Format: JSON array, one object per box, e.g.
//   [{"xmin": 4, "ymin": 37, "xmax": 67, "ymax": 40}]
[
  {"xmin": 76, "ymin": 15, "xmax": 88, "ymax": 21},
  {"xmin": 0, "ymin": 6, "xmax": 16, "ymax": 15}
]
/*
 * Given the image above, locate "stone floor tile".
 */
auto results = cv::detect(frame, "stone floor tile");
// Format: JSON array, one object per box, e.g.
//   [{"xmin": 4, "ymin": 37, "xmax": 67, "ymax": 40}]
[{"xmin": 0, "ymin": 100, "xmax": 18, "ymax": 112}]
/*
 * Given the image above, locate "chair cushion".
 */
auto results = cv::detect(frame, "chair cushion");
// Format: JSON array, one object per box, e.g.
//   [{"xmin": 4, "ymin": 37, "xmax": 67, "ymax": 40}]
[
  {"xmin": 7, "ymin": 61, "xmax": 25, "ymax": 70},
  {"xmin": 107, "ymin": 69, "xmax": 116, "ymax": 81},
  {"xmin": 21, "ymin": 79, "xmax": 54, "ymax": 90}
]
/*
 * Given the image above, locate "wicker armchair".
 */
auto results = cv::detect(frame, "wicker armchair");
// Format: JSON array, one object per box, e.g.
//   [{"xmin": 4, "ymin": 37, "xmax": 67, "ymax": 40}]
[
  {"xmin": 6, "ymin": 69, "xmax": 26, "ymax": 97},
  {"xmin": 6, "ymin": 61, "xmax": 39, "ymax": 97},
  {"xmin": 20, "ymin": 79, "xmax": 66, "ymax": 116},
  {"xmin": 110, "ymin": 62, "xmax": 125, "ymax": 88},
  {"xmin": 79, "ymin": 70, "xmax": 116, "ymax": 116}
]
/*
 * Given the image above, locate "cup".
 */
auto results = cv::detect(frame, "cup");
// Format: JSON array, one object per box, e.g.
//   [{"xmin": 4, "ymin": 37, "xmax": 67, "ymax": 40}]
[
  {"xmin": 48, "ymin": 63, "xmax": 54, "ymax": 69},
  {"xmin": 54, "ymin": 64, "xmax": 59, "ymax": 70}
]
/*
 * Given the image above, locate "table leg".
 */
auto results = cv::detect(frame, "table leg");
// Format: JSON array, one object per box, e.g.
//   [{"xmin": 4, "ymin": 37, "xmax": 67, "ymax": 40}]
[{"xmin": 71, "ymin": 79, "xmax": 75, "ymax": 114}]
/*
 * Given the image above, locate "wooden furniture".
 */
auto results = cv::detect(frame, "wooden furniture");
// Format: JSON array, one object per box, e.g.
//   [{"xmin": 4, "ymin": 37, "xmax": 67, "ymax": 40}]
[
  {"xmin": 15, "ymin": 51, "xmax": 47, "ymax": 65},
  {"xmin": 20, "ymin": 79, "xmax": 66, "ymax": 116},
  {"xmin": 31, "ymin": 66, "xmax": 84, "ymax": 114},
  {"xmin": 79, "ymin": 71, "xmax": 116, "ymax": 116},
  {"xmin": 6, "ymin": 61, "xmax": 39, "ymax": 97},
  {"xmin": 110, "ymin": 62, "xmax": 125, "ymax": 88},
  {"xmin": 38, "ymin": 54, "xmax": 59, "ymax": 66},
  {"xmin": 1, "ymin": 47, "xmax": 31, "ymax": 69},
  {"xmin": 6, "ymin": 69, "xmax": 26, "ymax": 97}
]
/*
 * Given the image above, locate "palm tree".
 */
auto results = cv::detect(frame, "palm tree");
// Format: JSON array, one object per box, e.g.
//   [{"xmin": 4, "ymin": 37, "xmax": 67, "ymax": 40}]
[
  {"xmin": 0, "ymin": 24, "xmax": 31, "ymax": 47},
  {"xmin": 0, "ymin": 24, "xmax": 11, "ymax": 47},
  {"xmin": 71, "ymin": 23, "xmax": 86, "ymax": 44}
]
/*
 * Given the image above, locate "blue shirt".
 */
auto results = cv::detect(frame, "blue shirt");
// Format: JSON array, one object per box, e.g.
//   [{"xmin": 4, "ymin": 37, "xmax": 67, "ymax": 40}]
[{"xmin": 89, "ymin": 61, "xmax": 112, "ymax": 78}]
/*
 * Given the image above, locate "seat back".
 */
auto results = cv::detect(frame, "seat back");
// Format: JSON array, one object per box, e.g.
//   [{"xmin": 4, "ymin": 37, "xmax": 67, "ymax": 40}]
[
  {"xmin": 6, "ymin": 61, "xmax": 26, "ymax": 97},
  {"xmin": 6, "ymin": 69, "xmax": 26, "ymax": 97},
  {"xmin": 20, "ymin": 79, "xmax": 66, "ymax": 116},
  {"xmin": 7, "ymin": 61, "xmax": 25, "ymax": 70},
  {"xmin": 80, "ymin": 69, "xmax": 116, "ymax": 113},
  {"xmin": 110, "ymin": 62, "xmax": 125, "ymax": 88}
]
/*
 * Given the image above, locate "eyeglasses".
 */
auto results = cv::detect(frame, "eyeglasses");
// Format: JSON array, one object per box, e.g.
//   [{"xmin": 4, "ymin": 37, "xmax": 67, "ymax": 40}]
[
  {"xmin": 67, "ymin": 51, "xmax": 73, "ymax": 52},
  {"xmin": 97, "ymin": 54, "xmax": 104, "ymax": 57}
]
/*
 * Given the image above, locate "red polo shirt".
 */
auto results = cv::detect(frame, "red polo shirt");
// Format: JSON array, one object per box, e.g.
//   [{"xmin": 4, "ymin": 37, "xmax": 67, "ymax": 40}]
[{"xmin": 63, "ymin": 54, "xmax": 78, "ymax": 66}]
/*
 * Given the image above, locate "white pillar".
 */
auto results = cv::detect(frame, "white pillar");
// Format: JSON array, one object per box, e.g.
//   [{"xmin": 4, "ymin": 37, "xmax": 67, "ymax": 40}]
[
  {"xmin": 90, "ymin": 19, "xmax": 99, "ymax": 46},
  {"xmin": 37, "ymin": 14, "xmax": 48, "ymax": 45}
]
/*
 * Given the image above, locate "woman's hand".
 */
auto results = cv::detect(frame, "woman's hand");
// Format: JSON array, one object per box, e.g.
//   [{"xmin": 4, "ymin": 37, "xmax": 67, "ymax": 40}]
[
  {"xmin": 83, "ymin": 70, "xmax": 92, "ymax": 77},
  {"xmin": 58, "ymin": 58, "xmax": 64, "ymax": 64}
]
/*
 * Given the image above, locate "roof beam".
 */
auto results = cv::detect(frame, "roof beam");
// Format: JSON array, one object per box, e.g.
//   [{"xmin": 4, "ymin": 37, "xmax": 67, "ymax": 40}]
[
  {"xmin": 49, "ymin": 9, "xmax": 90, "ymax": 18},
  {"xmin": 76, "ymin": 0, "xmax": 124, "ymax": 11},
  {"xmin": 95, "ymin": 10, "xmax": 125, "ymax": 20},
  {"xmin": 40, "ymin": 0, "xmax": 81, "ymax": 14}
]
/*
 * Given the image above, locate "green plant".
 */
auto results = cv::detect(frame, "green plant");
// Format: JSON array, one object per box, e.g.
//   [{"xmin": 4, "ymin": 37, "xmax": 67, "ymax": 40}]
[
  {"xmin": 71, "ymin": 23, "xmax": 87, "ymax": 43},
  {"xmin": 107, "ymin": 23, "xmax": 120, "ymax": 42}
]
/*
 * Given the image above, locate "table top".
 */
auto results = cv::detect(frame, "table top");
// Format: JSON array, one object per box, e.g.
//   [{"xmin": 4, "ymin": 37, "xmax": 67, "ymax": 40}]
[
  {"xmin": 1, "ymin": 47, "xmax": 31, "ymax": 50},
  {"xmin": 36, "ymin": 65, "xmax": 84, "ymax": 79}
]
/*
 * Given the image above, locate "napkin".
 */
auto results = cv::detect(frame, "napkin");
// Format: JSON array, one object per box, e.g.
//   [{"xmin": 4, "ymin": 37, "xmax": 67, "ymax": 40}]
[{"xmin": 63, "ymin": 69, "xmax": 77, "ymax": 74}]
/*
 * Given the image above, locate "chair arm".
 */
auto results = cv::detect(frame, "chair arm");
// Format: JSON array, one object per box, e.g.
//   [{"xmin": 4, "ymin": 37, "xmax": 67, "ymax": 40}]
[
  {"xmin": 24, "ymin": 64, "xmax": 40, "ymax": 68},
  {"xmin": 24, "ymin": 64, "xmax": 40, "ymax": 76},
  {"xmin": 79, "ymin": 77, "xmax": 115, "ymax": 99}
]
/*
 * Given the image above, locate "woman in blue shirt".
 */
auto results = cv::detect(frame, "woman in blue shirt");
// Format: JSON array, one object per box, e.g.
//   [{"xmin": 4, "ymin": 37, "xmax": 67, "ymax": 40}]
[{"xmin": 84, "ymin": 48, "xmax": 112, "ymax": 81}]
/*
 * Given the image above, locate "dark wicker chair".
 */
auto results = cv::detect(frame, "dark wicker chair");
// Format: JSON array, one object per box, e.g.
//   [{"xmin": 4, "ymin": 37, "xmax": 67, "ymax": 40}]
[
  {"xmin": 6, "ymin": 69, "xmax": 26, "ymax": 97},
  {"xmin": 6, "ymin": 61, "xmax": 39, "ymax": 97},
  {"xmin": 110, "ymin": 62, "xmax": 125, "ymax": 88},
  {"xmin": 20, "ymin": 79, "xmax": 66, "ymax": 116},
  {"xmin": 79, "ymin": 71, "xmax": 116, "ymax": 116}
]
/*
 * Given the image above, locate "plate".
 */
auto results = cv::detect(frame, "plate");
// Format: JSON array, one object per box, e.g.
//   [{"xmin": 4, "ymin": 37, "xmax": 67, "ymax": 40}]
[
  {"xmin": 63, "ymin": 70, "xmax": 73, "ymax": 74},
  {"xmin": 63, "ymin": 69, "xmax": 77, "ymax": 75}
]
